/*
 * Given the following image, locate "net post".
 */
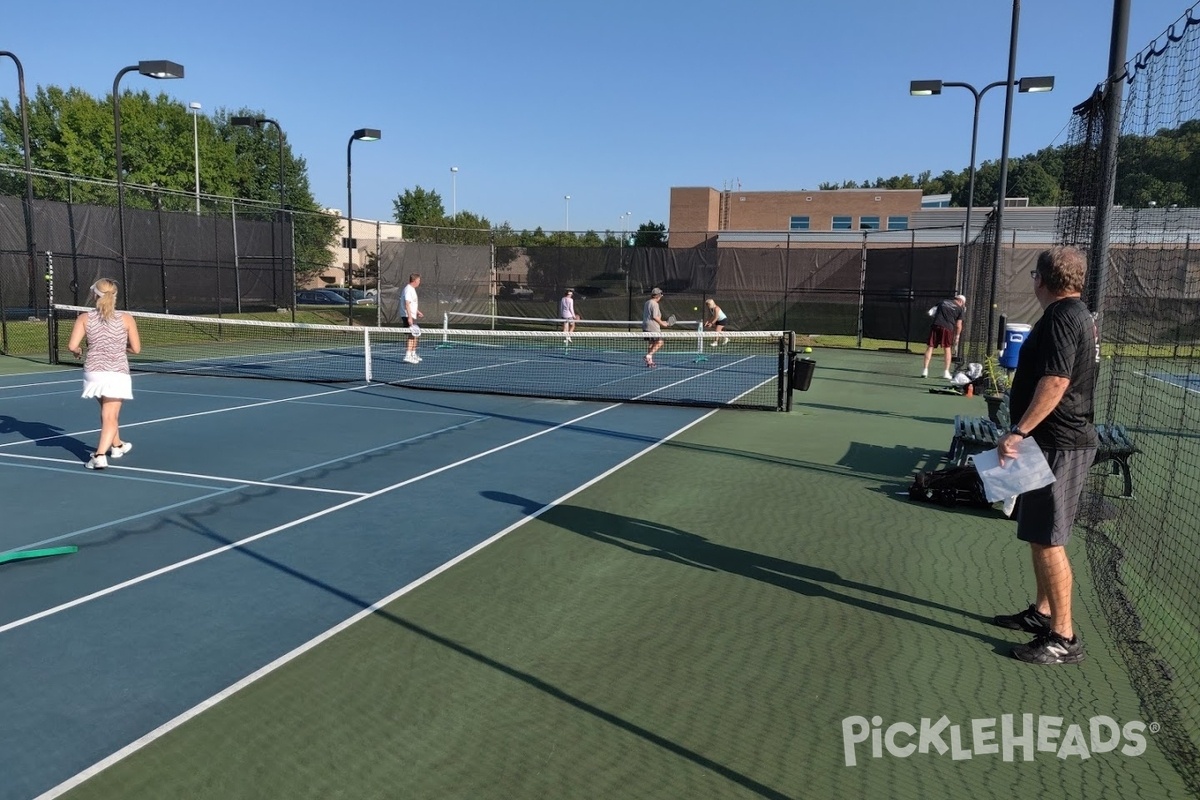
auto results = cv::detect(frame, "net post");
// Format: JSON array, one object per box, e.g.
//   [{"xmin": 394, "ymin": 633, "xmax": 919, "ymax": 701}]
[
  {"xmin": 779, "ymin": 332, "xmax": 792, "ymax": 411},
  {"xmin": 45, "ymin": 251, "xmax": 57, "ymax": 364},
  {"xmin": 363, "ymin": 327, "xmax": 373, "ymax": 382},
  {"xmin": 691, "ymin": 319, "xmax": 709, "ymax": 363}
]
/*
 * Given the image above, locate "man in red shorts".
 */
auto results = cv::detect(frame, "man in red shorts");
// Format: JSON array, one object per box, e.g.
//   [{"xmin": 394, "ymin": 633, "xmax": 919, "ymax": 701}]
[{"xmin": 921, "ymin": 293, "xmax": 966, "ymax": 379}]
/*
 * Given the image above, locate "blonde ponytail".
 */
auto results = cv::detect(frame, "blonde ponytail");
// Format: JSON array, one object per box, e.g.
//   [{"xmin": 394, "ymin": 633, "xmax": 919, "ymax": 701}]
[{"xmin": 91, "ymin": 279, "xmax": 118, "ymax": 320}]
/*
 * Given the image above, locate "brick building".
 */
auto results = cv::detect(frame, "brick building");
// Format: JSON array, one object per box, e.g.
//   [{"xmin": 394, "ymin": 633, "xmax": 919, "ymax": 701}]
[{"xmin": 669, "ymin": 187, "xmax": 934, "ymax": 248}]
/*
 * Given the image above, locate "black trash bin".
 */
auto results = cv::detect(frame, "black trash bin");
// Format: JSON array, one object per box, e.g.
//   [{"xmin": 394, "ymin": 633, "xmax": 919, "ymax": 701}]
[{"xmin": 790, "ymin": 355, "xmax": 816, "ymax": 392}]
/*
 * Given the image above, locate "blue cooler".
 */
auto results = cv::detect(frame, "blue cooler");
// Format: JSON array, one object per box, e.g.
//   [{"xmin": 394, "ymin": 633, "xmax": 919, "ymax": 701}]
[{"xmin": 999, "ymin": 323, "xmax": 1032, "ymax": 369}]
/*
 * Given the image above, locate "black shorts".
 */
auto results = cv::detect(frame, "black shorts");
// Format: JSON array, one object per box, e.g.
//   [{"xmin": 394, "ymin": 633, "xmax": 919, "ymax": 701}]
[{"xmin": 1016, "ymin": 447, "xmax": 1096, "ymax": 546}]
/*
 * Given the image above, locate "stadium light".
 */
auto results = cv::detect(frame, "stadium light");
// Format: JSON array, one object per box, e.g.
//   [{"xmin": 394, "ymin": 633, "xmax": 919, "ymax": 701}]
[
  {"xmin": 346, "ymin": 128, "xmax": 382, "ymax": 320},
  {"xmin": 114, "ymin": 59, "xmax": 185, "ymax": 307},
  {"xmin": 233, "ymin": 115, "xmax": 289, "ymax": 309},
  {"xmin": 0, "ymin": 51, "xmax": 36, "ymax": 322},
  {"xmin": 231, "ymin": 116, "xmax": 287, "ymax": 212},
  {"xmin": 908, "ymin": 74, "xmax": 1054, "ymax": 282},
  {"xmin": 189, "ymin": 102, "xmax": 202, "ymax": 215},
  {"xmin": 451, "ymin": 166, "xmax": 459, "ymax": 219}
]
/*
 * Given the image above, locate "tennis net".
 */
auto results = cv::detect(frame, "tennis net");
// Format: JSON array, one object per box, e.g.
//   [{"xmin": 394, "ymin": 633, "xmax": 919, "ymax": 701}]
[{"xmin": 52, "ymin": 305, "xmax": 795, "ymax": 411}]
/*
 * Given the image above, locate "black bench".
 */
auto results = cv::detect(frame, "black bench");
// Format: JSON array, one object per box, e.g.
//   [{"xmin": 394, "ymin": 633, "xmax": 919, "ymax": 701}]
[{"xmin": 948, "ymin": 416, "xmax": 1138, "ymax": 498}]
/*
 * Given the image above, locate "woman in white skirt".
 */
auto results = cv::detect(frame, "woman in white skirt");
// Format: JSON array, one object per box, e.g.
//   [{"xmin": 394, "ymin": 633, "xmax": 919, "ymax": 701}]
[{"xmin": 66, "ymin": 279, "xmax": 141, "ymax": 470}]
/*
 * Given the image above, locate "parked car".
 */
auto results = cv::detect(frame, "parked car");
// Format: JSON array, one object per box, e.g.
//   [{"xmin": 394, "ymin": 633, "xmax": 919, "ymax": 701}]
[
  {"xmin": 510, "ymin": 285, "xmax": 533, "ymax": 298},
  {"xmin": 321, "ymin": 287, "xmax": 373, "ymax": 305},
  {"xmin": 296, "ymin": 289, "xmax": 353, "ymax": 305}
]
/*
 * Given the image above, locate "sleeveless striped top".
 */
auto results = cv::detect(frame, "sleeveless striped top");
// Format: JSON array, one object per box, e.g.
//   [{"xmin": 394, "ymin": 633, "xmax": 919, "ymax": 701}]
[{"xmin": 84, "ymin": 310, "xmax": 130, "ymax": 374}]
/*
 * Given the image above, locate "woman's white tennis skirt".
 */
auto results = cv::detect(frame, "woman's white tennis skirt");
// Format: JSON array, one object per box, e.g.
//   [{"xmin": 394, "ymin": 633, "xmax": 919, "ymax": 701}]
[{"xmin": 81, "ymin": 371, "xmax": 133, "ymax": 400}]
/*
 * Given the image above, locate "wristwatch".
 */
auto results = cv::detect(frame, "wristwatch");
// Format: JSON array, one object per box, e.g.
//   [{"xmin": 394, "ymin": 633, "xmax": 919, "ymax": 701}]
[{"xmin": 1009, "ymin": 425, "xmax": 1030, "ymax": 438}]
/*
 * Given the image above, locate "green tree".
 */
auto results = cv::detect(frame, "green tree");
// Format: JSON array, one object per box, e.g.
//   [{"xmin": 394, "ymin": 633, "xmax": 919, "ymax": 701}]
[
  {"xmin": 391, "ymin": 186, "xmax": 446, "ymax": 241},
  {"xmin": 633, "ymin": 221, "xmax": 668, "ymax": 247},
  {"xmin": 0, "ymin": 85, "xmax": 337, "ymax": 278}
]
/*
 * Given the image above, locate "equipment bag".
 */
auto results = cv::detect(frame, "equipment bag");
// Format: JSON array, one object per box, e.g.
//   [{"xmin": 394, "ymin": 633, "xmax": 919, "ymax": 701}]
[{"xmin": 908, "ymin": 466, "xmax": 992, "ymax": 509}]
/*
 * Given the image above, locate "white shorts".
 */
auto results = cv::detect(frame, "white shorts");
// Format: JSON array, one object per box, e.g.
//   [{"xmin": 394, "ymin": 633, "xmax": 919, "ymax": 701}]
[{"xmin": 81, "ymin": 371, "xmax": 133, "ymax": 400}]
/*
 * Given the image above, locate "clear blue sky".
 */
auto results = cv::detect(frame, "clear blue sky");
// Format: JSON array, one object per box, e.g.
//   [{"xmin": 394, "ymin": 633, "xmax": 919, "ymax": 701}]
[{"xmin": 5, "ymin": 1, "xmax": 1196, "ymax": 232}]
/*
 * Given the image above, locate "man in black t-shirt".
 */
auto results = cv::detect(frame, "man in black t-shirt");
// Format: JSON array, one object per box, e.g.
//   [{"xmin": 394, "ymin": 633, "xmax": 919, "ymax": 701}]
[
  {"xmin": 991, "ymin": 246, "xmax": 1098, "ymax": 666},
  {"xmin": 920, "ymin": 294, "xmax": 966, "ymax": 379}
]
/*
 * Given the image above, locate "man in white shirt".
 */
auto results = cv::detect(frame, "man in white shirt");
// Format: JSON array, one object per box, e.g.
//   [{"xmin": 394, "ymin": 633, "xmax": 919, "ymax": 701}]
[{"xmin": 401, "ymin": 273, "xmax": 423, "ymax": 364}]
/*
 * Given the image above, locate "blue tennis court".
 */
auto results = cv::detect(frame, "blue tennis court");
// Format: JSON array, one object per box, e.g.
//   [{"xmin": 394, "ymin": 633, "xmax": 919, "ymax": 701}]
[
  {"xmin": 1141, "ymin": 368, "xmax": 1200, "ymax": 393},
  {"xmin": 0, "ymin": 367, "xmax": 717, "ymax": 800}
]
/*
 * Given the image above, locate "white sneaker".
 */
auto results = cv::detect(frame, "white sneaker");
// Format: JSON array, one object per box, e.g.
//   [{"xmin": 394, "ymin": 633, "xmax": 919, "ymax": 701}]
[
  {"xmin": 404, "ymin": 354, "xmax": 419, "ymax": 364},
  {"xmin": 86, "ymin": 454, "xmax": 108, "ymax": 470},
  {"xmin": 943, "ymin": 370, "xmax": 953, "ymax": 380},
  {"xmin": 721, "ymin": 338, "xmax": 729, "ymax": 346},
  {"xmin": 920, "ymin": 369, "xmax": 928, "ymax": 378},
  {"xmin": 708, "ymin": 340, "xmax": 716, "ymax": 348},
  {"xmin": 109, "ymin": 442, "xmax": 133, "ymax": 458},
  {"xmin": 564, "ymin": 337, "xmax": 572, "ymax": 344}
]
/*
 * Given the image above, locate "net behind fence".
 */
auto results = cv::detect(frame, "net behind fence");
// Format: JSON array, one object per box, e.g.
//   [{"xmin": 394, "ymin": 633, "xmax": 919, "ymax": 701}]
[
  {"xmin": 1057, "ymin": 6, "xmax": 1200, "ymax": 794},
  {"xmin": 51, "ymin": 305, "xmax": 793, "ymax": 411}
]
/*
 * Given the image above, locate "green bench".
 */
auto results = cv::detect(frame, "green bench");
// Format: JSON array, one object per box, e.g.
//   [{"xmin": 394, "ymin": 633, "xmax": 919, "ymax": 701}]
[{"xmin": 949, "ymin": 415, "xmax": 1139, "ymax": 498}]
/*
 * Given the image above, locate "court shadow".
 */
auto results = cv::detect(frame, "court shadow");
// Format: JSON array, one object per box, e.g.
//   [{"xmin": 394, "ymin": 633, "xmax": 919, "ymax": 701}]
[
  {"xmin": 165, "ymin": 509, "xmax": 794, "ymax": 800},
  {"xmin": 482, "ymin": 491, "xmax": 1009, "ymax": 651},
  {"xmin": 838, "ymin": 441, "xmax": 945, "ymax": 478},
  {"xmin": 0, "ymin": 415, "xmax": 92, "ymax": 461}
]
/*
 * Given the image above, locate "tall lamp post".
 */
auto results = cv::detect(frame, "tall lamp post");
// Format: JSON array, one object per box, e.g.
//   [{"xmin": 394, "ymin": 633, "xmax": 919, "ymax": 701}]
[
  {"xmin": 564, "ymin": 195, "xmax": 570, "ymax": 233},
  {"xmin": 0, "ymin": 51, "xmax": 36, "ymax": 321},
  {"xmin": 346, "ymin": 128, "xmax": 382, "ymax": 322},
  {"xmin": 113, "ymin": 60, "xmax": 185, "ymax": 308},
  {"xmin": 909, "ymin": 75, "xmax": 1054, "ymax": 270},
  {"xmin": 232, "ymin": 116, "xmax": 289, "ymax": 307},
  {"xmin": 450, "ymin": 166, "xmax": 458, "ymax": 220},
  {"xmin": 189, "ymin": 101, "xmax": 202, "ymax": 215},
  {"xmin": 909, "ymin": 72, "xmax": 1053, "ymax": 350},
  {"xmin": 619, "ymin": 210, "xmax": 632, "ymax": 323}
]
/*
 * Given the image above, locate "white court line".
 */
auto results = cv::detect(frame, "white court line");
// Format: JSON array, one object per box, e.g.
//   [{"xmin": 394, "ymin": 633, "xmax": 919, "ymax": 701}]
[
  {"xmin": 35, "ymin": 404, "xmax": 720, "ymax": 800},
  {"xmin": 0, "ymin": 402, "xmax": 623, "ymax": 636},
  {"xmin": 0, "ymin": 384, "xmax": 369, "ymax": 450},
  {"xmin": 0, "ymin": 416, "xmax": 487, "ymax": 556},
  {"xmin": 1136, "ymin": 369, "xmax": 1200, "ymax": 394},
  {"xmin": 0, "ymin": 452, "xmax": 368, "ymax": 496}
]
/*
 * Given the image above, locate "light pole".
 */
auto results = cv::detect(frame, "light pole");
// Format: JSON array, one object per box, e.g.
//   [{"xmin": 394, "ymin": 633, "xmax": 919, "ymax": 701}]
[
  {"xmin": 909, "ymin": 71, "xmax": 1053, "ymax": 351},
  {"xmin": 909, "ymin": 75, "xmax": 1053, "ymax": 267},
  {"xmin": 346, "ymin": 127, "xmax": 382, "ymax": 321},
  {"xmin": 231, "ymin": 116, "xmax": 287, "ymax": 213},
  {"xmin": 450, "ymin": 166, "xmax": 458, "ymax": 220},
  {"xmin": 189, "ymin": 101, "xmax": 201, "ymax": 215},
  {"xmin": 619, "ymin": 210, "xmax": 632, "ymax": 322},
  {"xmin": 564, "ymin": 195, "xmax": 570, "ymax": 232},
  {"xmin": 114, "ymin": 60, "xmax": 184, "ymax": 308},
  {"xmin": 232, "ymin": 116, "xmax": 289, "ymax": 308},
  {"xmin": 0, "ymin": 52, "xmax": 35, "ymax": 325}
]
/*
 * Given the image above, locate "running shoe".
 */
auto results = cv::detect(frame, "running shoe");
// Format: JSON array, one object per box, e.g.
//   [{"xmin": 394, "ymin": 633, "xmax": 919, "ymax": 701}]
[
  {"xmin": 991, "ymin": 604, "xmax": 1051, "ymax": 634},
  {"xmin": 109, "ymin": 442, "xmax": 133, "ymax": 458},
  {"xmin": 86, "ymin": 454, "xmax": 108, "ymax": 470},
  {"xmin": 1011, "ymin": 631, "xmax": 1085, "ymax": 665}
]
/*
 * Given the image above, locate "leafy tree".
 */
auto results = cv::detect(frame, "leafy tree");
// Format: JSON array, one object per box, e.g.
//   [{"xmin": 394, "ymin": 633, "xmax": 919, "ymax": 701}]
[
  {"xmin": 391, "ymin": 186, "xmax": 446, "ymax": 241},
  {"xmin": 633, "ymin": 221, "xmax": 668, "ymax": 247},
  {"xmin": 0, "ymin": 85, "xmax": 337, "ymax": 278}
]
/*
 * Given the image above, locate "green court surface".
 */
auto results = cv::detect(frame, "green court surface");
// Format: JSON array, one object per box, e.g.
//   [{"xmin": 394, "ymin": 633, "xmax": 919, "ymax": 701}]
[{"xmin": 53, "ymin": 348, "xmax": 1191, "ymax": 800}]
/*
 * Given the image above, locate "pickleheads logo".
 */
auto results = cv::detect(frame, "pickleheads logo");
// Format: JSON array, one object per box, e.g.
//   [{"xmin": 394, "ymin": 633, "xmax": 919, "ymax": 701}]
[{"xmin": 842, "ymin": 714, "xmax": 1154, "ymax": 766}]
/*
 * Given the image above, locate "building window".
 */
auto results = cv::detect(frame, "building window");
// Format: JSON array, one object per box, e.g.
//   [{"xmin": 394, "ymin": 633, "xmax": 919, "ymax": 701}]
[
  {"xmin": 789, "ymin": 216, "xmax": 810, "ymax": 231},
  {"xmin": 832, "ymin": 215, "xmax": 852, "ymax": 230},
  {"xmin": 887, "ymin": 216, "xmax": 909, "ymax": 230},
  {"xmin": 859, "ymin": 216, "xmax": 880, "ymax": 230}
]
